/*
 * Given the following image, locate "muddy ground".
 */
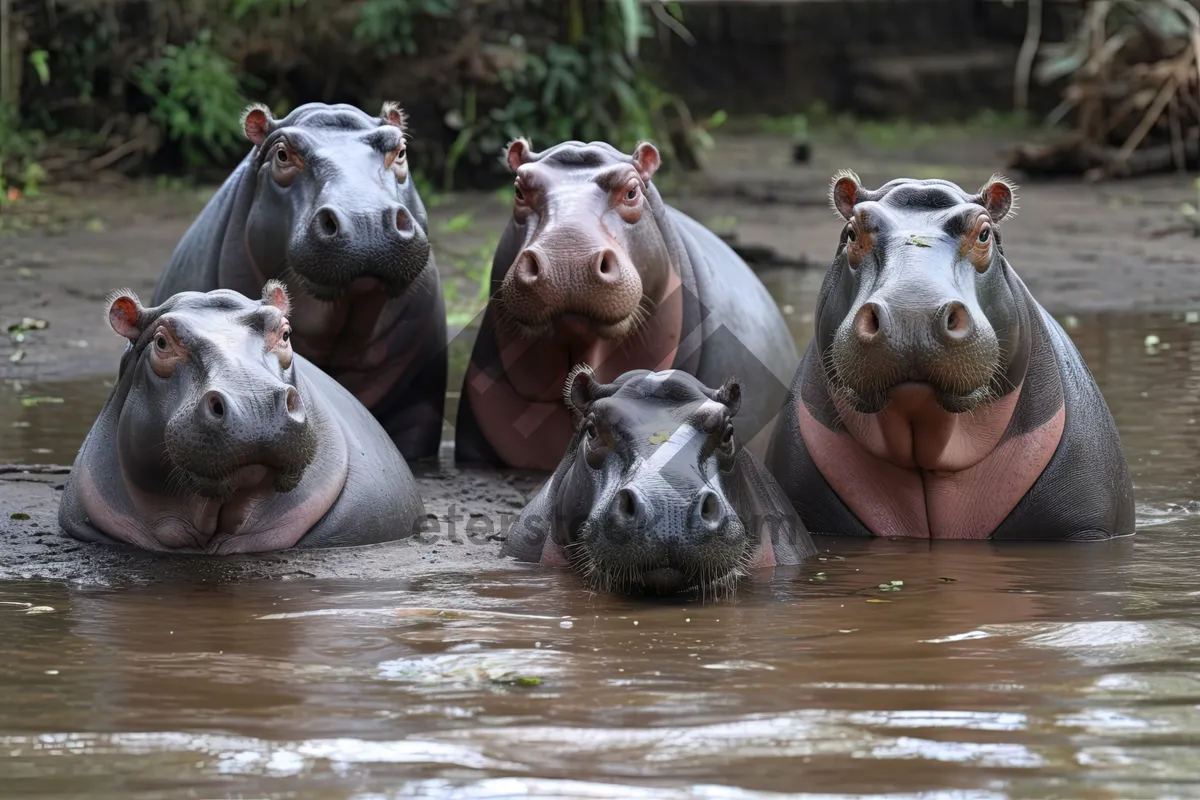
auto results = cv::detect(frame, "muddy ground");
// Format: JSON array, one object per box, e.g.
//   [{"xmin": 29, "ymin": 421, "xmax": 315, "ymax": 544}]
[{"xmin": 2, "ymin": 128, "xmax": 1199, "ymax": 585}]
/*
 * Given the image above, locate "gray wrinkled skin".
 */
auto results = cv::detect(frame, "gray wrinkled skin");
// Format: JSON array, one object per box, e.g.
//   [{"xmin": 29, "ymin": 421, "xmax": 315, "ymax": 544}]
[
  {"xmin": 59, "ymin": 287, "xmax": 424, "ymax": 554},
  {"xmin": 151, "ymin": 102, "xmax": 446, "ymax": 463},
  {"xmin": 503, "ymin": 369, "xmax": 816, "ymax": 599}
]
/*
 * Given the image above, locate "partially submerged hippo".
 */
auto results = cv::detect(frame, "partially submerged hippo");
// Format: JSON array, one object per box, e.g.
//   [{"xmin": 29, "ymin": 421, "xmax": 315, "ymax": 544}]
[
  {"xmin": 455, "ymin": 139, "xmax": 799, "ymax": 470},
  {"xmin": 152, "ymin": 102, "xmax": 446, "ymax": 463},
  {"xmin": 766, "ymin": 172, "xmax": 1134, "ymax": 540},
  {"xmin": 59, "ymin": 283, "xmax": 424, "ymax": 554},
  {"xmin": 502, "ymin": 368, "xmax": 817, "ymax": 598}
]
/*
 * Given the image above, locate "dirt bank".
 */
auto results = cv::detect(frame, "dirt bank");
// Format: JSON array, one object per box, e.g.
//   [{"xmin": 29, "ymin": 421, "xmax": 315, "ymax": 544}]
[{"xmin": 2, "ymin": 129, "xmax": 1199, "ymax": 585}]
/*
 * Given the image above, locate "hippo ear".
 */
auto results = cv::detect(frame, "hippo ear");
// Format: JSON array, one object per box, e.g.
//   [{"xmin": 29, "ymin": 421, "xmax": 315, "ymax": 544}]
[
  {"xmin": 241, "ymin": 103, "xmax": 275, "ymax": 147},
  {"xmin": 975, "ymin": 174, "xmax": 1018, "ymax": 223},
  {"xmin": 632, "ymin": 142, "xmax": 661, "ymax": 183},
  {"xmin": 261, "ymin": 280, "xmax": 291, "ymax": 316},
  {"xmin": 106, "ymin": 289, "xmax": 145, "ymax": 342},
  {"xmin": 506, "ymin": 138, "xmax": 533, "ymax": 173},
  {"xmin": 711, "ymin": 377, "xmax": 742, "ymax": 417},
  {"xmin": 564, "ymin": 364, "xmax": 599, "ymax": 418},
  {"xmin": 829, "ymin": 169, "xmax": 862, "ymax": 220},
  {"xmin": 380, "ymin": 101, "xmax": 408, "ymax": 133}
]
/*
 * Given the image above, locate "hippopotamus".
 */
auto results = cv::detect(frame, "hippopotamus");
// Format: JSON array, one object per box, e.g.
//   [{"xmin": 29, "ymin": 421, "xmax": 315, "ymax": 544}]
[
  {"xmin": 766, "ymin": 172, "xmax": 1135, "ymax": 540},
  {"xmin": 502, "ymin": 368, "xmax": 817, "ymax": 598},
  {"xmin": 151, "ymin": 102, "xmax": 446, "ymax": 463},
  {"xmin": 58, "ymin": 283, "xmax": 424, "ymax": 554},
  {"xmin": 454, "ymin": 138, "xmax": 799, "ymax": 470}
]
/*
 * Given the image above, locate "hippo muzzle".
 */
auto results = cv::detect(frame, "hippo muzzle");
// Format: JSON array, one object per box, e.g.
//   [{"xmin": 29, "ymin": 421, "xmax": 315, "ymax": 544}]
[
  {"xmin": 163, "ymin": 374, "xmax": 317, "ymax": 497},
  {"xmin": 580, "ymin": 466, "xmax": 748, "ymax": 596},
  {"xmin": 288, "ymin": 197, "xmax": 430, "ymax": 299}
]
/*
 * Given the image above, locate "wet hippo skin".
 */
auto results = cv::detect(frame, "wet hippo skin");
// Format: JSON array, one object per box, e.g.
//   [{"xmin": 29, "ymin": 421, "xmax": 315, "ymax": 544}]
[
  {"xmin": 151, "ymin": 102, "xmax": 446, "ymax": 464},
  {"xmin": 766, "ymin": 172, "xmax": 1135, "ymax": 540},
  {"xmin": 455, "ymin": 138, "xmax": 799, "ymax": 471},
  {"xmin": 502, "ymin": 367, "xmax": 817, "ymax": 599},
  {"xmin": 59, "ymin": 284, "xmax": 424, "ymax": 554}
]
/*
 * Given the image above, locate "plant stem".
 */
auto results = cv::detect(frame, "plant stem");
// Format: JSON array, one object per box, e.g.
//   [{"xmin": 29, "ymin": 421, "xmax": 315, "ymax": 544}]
[{"xmin": 0, "ymin": 0, "xmax": 11, "ymax": 110}]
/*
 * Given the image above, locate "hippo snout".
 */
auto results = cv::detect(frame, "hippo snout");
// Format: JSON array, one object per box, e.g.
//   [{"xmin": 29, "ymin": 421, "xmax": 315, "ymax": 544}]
[
  {"xmin": 501, "ymin": 244, "xmax": 643, "ymax": 337},
  {"xmin": 586, "ymin": 479, "xmax": 747, "ymax": 596},
  {"xmin": 168, "ymin": 381, "xmax": 317, "ymax": 495},
  {"xmin": 290, "ymin": 202, "xmax": 430, "ymax": 296},
  {"xmin": 834, "ymin": 293, "xmax": 999, "ymax": 412}
]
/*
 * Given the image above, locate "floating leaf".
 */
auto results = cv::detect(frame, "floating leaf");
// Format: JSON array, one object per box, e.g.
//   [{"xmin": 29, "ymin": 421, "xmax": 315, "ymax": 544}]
[
  {"xmin": 20, "ymin": 396, "xmax": 63, "ymax": 407},
  {"xmin": 649, "ymin": 430, "xmax": 671, "ymax": 445},
  {"xmin": 907, "ymin": 235, "xmax": 932, "ymax": 248},
  {"xmin": 9, "ymin": 350, "xmax": 24, "ymax": 363},
  {"xmin": 866, "ymin": 598, "xmax": 891, "ymax": 604},
  {"xmin": 10, "ymin": 513, "xmax": 31, "ymax": 521}
]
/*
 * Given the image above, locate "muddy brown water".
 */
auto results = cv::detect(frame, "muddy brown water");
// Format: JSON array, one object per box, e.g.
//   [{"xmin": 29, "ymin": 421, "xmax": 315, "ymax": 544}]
[{"xmin": 3, "ymin": 268, "xmax": 1200, "ymax": 798}]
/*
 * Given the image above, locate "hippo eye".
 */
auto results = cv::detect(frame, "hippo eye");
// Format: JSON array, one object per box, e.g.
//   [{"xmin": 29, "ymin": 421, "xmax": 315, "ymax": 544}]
[
  {"xmin": 275, "ymin": 147, "xmax": 288, "ymax": 164},
  {"xmin": 514, "ymin": 186, "xmax": 525, "ymax": 203},
  {"xmin": 154, "ymin": 334, "xmax": 168, "ymax": 352},
  {"xmin": 720, "ymin": 423, "xmax": 735, "ymax": 449},
  {"xmin": 281, "ymin": 328, "xmax": 291, "ymax": 344},
  {"xmin": 845, "ymin": 224, "xmax": 857, "ymax": 243},
  {"xmin": 978, "ymin": 227, "xmax": 991, "ymax": 243},
  {"xmin": 583, "ymin": 421, "xmax": 597, "ymax": 440},
  {"xmin": 625, "ymin": 186, "xmax": 638, "ymax": 202}
]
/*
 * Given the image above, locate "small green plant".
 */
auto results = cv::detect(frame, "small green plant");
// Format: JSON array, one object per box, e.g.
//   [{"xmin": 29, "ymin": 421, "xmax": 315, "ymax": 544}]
[
  {"xmin": 133, "ymin": 31, "xmax": 254, "ymax": 166},
  {"xmin": 356, "ymin": 0, "xmax": 459, "ymax": 56}
]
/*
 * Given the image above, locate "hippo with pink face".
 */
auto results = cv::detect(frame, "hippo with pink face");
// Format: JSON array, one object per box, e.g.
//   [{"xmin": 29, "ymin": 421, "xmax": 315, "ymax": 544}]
[
  {"xmin": 59, "ymin": 284, "xmax": 424, "ymax": 554},
  {"xmin": 454, "ymin": 139, "xmax": 799, "ymax": 470},
  {"xmin": 502, "ymin": 368, "xmax": 816, "ymax": 598},
  {"xmin": 151, "ymin": 102, "xmax": 446, "ymax": 464},
  {"xmin": 766, "ymin": 172, "xmax": 1134, "ymax": 540}
]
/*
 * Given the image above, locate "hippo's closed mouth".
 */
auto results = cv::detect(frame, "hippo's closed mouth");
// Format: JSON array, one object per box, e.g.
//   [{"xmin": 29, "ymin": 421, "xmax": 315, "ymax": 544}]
[
  {"xmin": 180, "ymin": 463, "xmax": 301, "ymax": 499},
  {"xmin": 847, "ymin": 378, "xmax": 996, "ymax": 415}
]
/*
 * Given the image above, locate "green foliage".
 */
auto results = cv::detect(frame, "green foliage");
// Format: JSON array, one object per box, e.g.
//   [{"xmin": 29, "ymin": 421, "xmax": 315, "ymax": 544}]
[
  {"xmin": 132, "ymin": 31, "xmax": 253, "ymax": 166},
  {"xmin": 0, "ymin": 104, "xmax": 46, "ymax": 195},
  {"xmin": 9, "ymin": 0, "xmax": 701, "ymax": 188},
  {"xmin": 356, "ymin": 0, "xmax": 459, "ymax": 56},
  {"xmin": 440, "ymin": 0, "xmax": 694, "ymax": 189}
]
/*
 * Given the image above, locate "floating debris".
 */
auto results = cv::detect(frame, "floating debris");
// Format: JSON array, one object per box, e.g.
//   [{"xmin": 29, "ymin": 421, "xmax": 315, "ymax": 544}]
[
  {"xmin": 10, "ymin": 513, "xmax": 31, "ymax": 521},
  {"xmin": 19, "ymin": 396, "xmax": 64, "ymax": 408}
]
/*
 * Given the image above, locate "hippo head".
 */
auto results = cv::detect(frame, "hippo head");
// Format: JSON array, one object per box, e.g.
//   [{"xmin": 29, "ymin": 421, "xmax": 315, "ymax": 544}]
[
  {"xmin": 105, "ymin": 281, "xmax": 317, "ymax": 499},
  {"xmin": 240, "ymin": 102, "xmax": 431, "ymax": 301},
  {"xmin": 817, "ymin": 172, "xmax": 1024, "ymax": 418},
  {"xmin": 553, "ymin": 368, "xmax": 754, "ymax": 599},
  {"xmin": 496, "ymin": 138, "xmax": 673, "ymax": 340}
]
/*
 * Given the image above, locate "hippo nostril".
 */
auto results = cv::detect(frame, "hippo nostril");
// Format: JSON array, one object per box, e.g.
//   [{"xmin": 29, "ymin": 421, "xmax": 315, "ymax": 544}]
[
  {"xmin": 612, "ymin": 487, "xmax": 646, "ymax": 527},
  {"xmin": 854, "ymin": 302, "xmax": 882, "ymax": 344},
  {"xmin": 202, "ymin": 390, "xmax": 227, "ymax": 422},
  {"xmin": 698, "ymin": 490, "xmax": 720, "ymax": 524},
  {"xmin": 594, "ymin": 250, "xmax": 620, "ymax": 282},
  {"xmin": 316, "ymin": 208, "xmax": 339, "ymax": 238},
  {"xmin": 394, "ymin": 207, "xmax": 413, "ymax": 234},
  {"xmin": 617, "ymin": 488, "xmax": 636, "ymax": 519},
  {"xmin": 939, "ymin": 301, "xmax": 973, "ymax": 343},
  {"xmin": 515, "ymin": 251, "xmax": 540, "ymax": 285}
]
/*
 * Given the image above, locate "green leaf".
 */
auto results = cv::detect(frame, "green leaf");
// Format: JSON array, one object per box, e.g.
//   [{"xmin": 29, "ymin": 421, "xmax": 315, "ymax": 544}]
[
  {"xmin": 10, "ymin": 513, "xmax": 31, "ymax": 521},
  {"xmin": 28, "ymin": 51, "xmax": 50, "ymax": 86}
]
